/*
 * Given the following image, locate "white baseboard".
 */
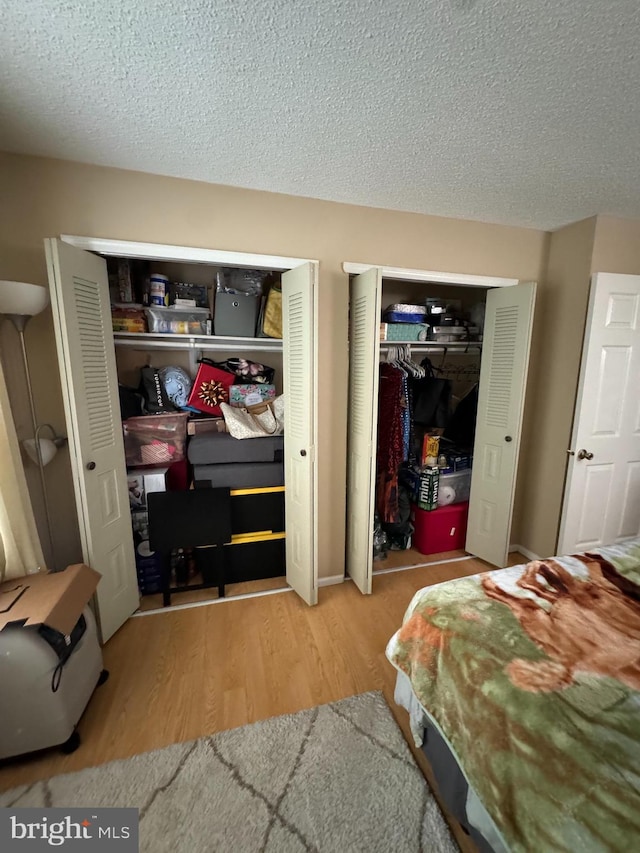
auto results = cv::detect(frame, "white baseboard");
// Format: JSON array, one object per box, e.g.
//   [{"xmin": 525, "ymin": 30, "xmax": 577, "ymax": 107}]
[
  {"xmin": 133, "ymin": 584, "xmax": 293, "ymax": 616},
  {"xmin": 373, "ymin": 554, "xmax": 471, "ymax": 575},
  {"xmin": 317, "ymin": 574, "xmax": 345, "ymax": 587},
  {"xmin": 509, "ymin": 544, "xmax": 541, "ymax": 562}
]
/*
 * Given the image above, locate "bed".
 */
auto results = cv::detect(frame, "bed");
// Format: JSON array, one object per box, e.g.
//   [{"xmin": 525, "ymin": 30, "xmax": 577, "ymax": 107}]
[{"xmin": 386, "ymin": 539, "xmax": 640, "ymax": 853}]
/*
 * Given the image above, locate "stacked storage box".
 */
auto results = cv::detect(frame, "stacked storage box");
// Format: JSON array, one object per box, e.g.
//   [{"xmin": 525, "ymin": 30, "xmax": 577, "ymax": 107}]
[
  {"xmin": 410, "ymin": 468, "xmax": 473, "ymax": 556},
  {"xmin": 188, "ymin": 433, "xmax": 286, "ymax": 581},
  {"xmin": 381, "ymin": 303, "xmax": 430, "ymax": 342},
  {"xmin": 127, "ymin": 468, "xmax": 169, "ymax": 594}
]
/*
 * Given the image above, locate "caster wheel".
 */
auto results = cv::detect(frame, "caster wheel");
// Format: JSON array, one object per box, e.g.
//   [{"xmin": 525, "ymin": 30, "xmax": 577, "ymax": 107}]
[
  {"xmin": 97, "ymin": 668, "xmax": 110, "ymax": 687},
  {"xmin": 60, "ymin": 729, "xmax": 81, "ymax": 755}
]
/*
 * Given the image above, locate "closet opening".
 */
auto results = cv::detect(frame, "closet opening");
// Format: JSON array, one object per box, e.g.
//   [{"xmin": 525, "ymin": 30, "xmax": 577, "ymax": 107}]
[
  {"xmin": 346, "ymin": 262, "xmax": 536, "ymax": 593},
  {"xmin": 107, "ymin": 255, "xmax": 288, "ymax": 612},
  {"xmin": 47, "ymin": 235, "xmax": 318, "ymax": 641},
  {"xmin": 374, "ymin": 278, "xmax": 488, "ymax": 574}
]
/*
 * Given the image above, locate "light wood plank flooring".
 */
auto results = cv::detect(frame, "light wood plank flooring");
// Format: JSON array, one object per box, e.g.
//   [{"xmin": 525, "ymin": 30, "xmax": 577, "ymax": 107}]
[{"xmin": 0, "ymin": 553, "xmax": 525, "ymax": 851}]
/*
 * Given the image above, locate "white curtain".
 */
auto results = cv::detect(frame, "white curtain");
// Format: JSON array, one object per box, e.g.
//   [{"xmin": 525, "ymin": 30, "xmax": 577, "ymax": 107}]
[{"xmin": 0, "ymin": 358, "xmax": 44, "ymax": 581}]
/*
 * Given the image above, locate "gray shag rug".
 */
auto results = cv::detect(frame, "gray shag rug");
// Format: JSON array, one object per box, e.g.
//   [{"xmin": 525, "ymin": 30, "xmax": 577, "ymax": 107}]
[{"xmin": 1, "ymin": 691, "xmax": 457, "ymax": 853}]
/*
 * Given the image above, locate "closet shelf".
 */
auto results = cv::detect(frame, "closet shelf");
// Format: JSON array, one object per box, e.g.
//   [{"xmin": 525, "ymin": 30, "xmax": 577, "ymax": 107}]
[
  {"xmin": 113, "ymin": 332, "xmax": 283, "ymax": 353},
  {"xmin": 379, "ymin": 340, "xmax": 482, "ymax": 353}
]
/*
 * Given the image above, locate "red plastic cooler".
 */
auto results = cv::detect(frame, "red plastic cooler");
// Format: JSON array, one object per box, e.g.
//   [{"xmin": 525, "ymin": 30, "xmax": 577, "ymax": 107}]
[{"xmin": 413, "ymin": 501, "xmax": 469, "ymax": 555}]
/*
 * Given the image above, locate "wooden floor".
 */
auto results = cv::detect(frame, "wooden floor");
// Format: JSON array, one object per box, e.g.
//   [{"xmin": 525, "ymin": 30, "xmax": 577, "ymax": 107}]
[
  {"xmin": 0, "ymin": 552, "xmax": 525, "ymax": 850},
  {"xmin": 137, "ymin": 575, "xmax": 289, "ymax": 612}
]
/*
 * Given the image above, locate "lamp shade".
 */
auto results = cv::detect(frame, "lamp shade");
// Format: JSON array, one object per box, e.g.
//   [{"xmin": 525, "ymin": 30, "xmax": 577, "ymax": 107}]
[
  {"xmin": 0, "ymin": 281, "xmax": 49, "ymax": 316},
  {"xmin": 23, "ymin": 437, "xmax": 58, "ymax": 467}
]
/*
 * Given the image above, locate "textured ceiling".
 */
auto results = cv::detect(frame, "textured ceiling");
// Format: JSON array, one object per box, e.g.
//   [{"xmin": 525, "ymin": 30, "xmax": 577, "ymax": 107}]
[{"xmin": 1, "ymin": 0, "xmax": 640, "ymax": 230}]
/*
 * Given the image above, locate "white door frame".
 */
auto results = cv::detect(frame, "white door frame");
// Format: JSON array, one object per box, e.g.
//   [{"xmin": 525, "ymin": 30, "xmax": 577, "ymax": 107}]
[
  {"xmin": 343, "ymin": 262, "xmax": 518, "ymax": 289},
  {"xmin": 557, "ymin": 272, "xmax": 640, "ymax": 553},
  {"xmin": 62, "ymin": 235, "xmax": 317, "ymax": 271}
]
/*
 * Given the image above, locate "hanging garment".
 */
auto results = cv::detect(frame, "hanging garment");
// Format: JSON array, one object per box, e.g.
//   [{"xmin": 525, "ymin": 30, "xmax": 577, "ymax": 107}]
[
  {"xmin": 376, "ymin": 364, "xmax": 406, "ymax": 524},
  {"xmin": 412, "ymin": 358, "xmax": 452, "ymax": 428},
  {"xmin": 444, "ymin": 384, "xmax": 479, "ymax": 450}
]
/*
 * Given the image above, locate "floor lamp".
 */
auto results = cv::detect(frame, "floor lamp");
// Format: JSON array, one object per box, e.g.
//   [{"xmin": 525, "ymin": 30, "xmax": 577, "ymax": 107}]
[{"xmin": 0, "ymin": 280, "xmax": 67, "ymax": 570}]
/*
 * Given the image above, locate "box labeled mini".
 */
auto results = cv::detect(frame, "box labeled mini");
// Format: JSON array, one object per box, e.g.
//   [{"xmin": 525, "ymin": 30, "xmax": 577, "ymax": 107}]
[{"xmin": 416, "ymin": 467, "xmax": 439, "ymax": 511}]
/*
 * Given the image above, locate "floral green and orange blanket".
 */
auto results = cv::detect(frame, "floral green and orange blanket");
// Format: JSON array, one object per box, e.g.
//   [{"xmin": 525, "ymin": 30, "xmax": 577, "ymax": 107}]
[{"xmin": 386, "ymin": 539, "xmax": 640, "ymax": 853}]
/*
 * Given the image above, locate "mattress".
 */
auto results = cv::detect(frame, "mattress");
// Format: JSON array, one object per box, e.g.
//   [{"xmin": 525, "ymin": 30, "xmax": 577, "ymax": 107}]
[
  {"xmin": 387, "ymin": 538, "xmax": 640, "ymax": 853},
  {"xmin": 394, "ymin": 670, "xmax": 505, "ymax": 853}
]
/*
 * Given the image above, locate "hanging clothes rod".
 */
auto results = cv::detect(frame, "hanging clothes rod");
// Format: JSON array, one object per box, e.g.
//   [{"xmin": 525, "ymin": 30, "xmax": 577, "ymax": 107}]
[{"xmin": 379, "ymin": 340, "xmax": 482, "ymax": 355}]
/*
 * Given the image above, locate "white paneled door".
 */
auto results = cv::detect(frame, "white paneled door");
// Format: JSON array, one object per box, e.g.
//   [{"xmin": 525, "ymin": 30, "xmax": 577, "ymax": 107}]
[
  {"xmin": 282, "ymin": 263, "xmax": 318, "ymax": 605},
  {"xmin": 346, "ymin": 268, "xmax": 382, "ymax": 594},
  {"xmin": 45, "ymin": 238, "xmax": 139, "ymax": 642},
  {"xmin": 466, "ymin": 282, "xmax": 537, "ymax": 567},
  {"xmin": 558, "ymin": 273, "xmax": 640, "ymax": 553}
]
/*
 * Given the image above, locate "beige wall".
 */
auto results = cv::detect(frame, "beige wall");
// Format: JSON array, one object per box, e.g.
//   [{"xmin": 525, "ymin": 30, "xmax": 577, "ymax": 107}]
[
  {"xmin": 515, "ymin": 213, "xmax": 640, "ymax": 558},
  {"xmin": 513, "ymin": 218, "xmax": 596, "ymax": 558},
  {"xmin": 0, "ymin": 151, "xmax": 549, "ymax": 578},
  {"xmin": 592, "ymin": 216, "xmax": 640, "ymax": 275}
]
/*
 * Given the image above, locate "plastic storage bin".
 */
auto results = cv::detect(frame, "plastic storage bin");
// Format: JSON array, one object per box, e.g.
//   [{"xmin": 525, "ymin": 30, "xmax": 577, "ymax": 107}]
[
  {"xmin": 413, "ymin": 501, "xmax": 469, "ymax": 555},
  {"xmin": 145, "ymin": 306, "xmax": 210, "ymax": 334},
  {"xmin": 196, "ymin": 532, "xmax": 285, "ymax": 584},
  {"xmin": 123, "ymin": 413, "xmax": 189, "ymax": 467},
  {"xmin": 230, "ymin": 487, "xmax": 285, "ymax": 536},
  {"xmin": 437, "ymin": 469, "xmax": 472, "ymax": 506},
  {"xmin": 214, "ymin": 291, "xmax": 260, "ymax": 337},
  {"xmin": 111, "ymin": 304, "xmax": 147, "ymax": 333}
]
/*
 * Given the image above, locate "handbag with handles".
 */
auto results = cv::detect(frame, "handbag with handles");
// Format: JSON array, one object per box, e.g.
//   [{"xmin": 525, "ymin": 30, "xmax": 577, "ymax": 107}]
[
  {"xmin": 412, "ymin": 357, "xmax": 452, "ymax": 428},
  {"xmin": 220, "ymin": 396, "xmax": 285, "ymax": 439}
]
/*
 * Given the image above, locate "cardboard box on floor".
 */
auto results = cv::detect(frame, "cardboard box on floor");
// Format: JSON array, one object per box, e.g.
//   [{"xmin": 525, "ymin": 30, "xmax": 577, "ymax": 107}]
[{"xmin": 0, "ymin": 564, "xmax": 100, "ymax": 635}]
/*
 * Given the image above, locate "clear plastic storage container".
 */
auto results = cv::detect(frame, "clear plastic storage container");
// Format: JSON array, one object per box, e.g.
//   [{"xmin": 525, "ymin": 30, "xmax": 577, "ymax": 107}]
[
  {"xmin": 123, "ymin": 413, "xmax": 189, "ymax": 467},
  {"xmin": 144, "ymin": 306, "xmax": 210, "ymax": 334},
  {"xmin": 437, "ymin": 469, "xmax": 472, "ymax": 506}
]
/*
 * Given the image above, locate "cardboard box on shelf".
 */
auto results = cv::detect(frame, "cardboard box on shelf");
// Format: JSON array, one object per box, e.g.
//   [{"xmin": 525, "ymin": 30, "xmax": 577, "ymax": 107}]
[
  {"xmin": 0, "ymin": 564, "xmax": 100, "ymax": 636},
  {"xmin": 187, "ymin": 417, "xmax": 227, "ymax": 435},
  {"xmin": 421, "ymin": 433, "xmax": 441, "ymax": 467}
]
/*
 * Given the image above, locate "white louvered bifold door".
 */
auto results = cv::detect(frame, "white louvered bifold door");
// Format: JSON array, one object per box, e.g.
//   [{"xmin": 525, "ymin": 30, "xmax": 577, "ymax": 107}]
[
  {"xmin": 45, "ymin": 239, "xmax": 139, "ymax": 641},
  {"xmin": 466, "ymin": 282, "xmax": 537, "ymax": 567},
  {"xmin": 346, "ymin": 268, "xmax": 382, "ymax": 594},
  {"xmin": 282, "ymin": 263, "xmax": 318, "ymax": 605}
]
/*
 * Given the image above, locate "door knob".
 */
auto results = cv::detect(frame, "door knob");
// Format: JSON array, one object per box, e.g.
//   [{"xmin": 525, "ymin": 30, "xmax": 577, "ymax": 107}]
[
  {"xmin": 504, "ymin": 435, "xmax": 512, "ymax": 442},
  {"xmin": 86, "ymin": 461, "xmax": 96, "ymax": 470},
  {"xmin": 577, "ymin": 449, "xmax": 594, "ymax": 461},
  {"xmin": 300, "ymin": 449, "xmax": 307, "ymax": 457}
]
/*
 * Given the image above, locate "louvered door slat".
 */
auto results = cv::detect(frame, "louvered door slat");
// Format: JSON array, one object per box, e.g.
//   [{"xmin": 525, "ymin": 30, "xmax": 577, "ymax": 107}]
[
  {"xmin": 74, "ymin": 277, "xmax": 116, "ymax": 452},
  {"xmin": 282, "ymin": 263, "xmax": 317, "ymax": 605},
  {"xmin": 346, "ymin": 268, "xmax": 382, "ymax": 595},
  {"xmin": 45, "ymin": 238, "xmax": 139, "ymax": 642},
  {"xmin": 466, "ymin": 282, "xmax": 537, "ymax": 567}
]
